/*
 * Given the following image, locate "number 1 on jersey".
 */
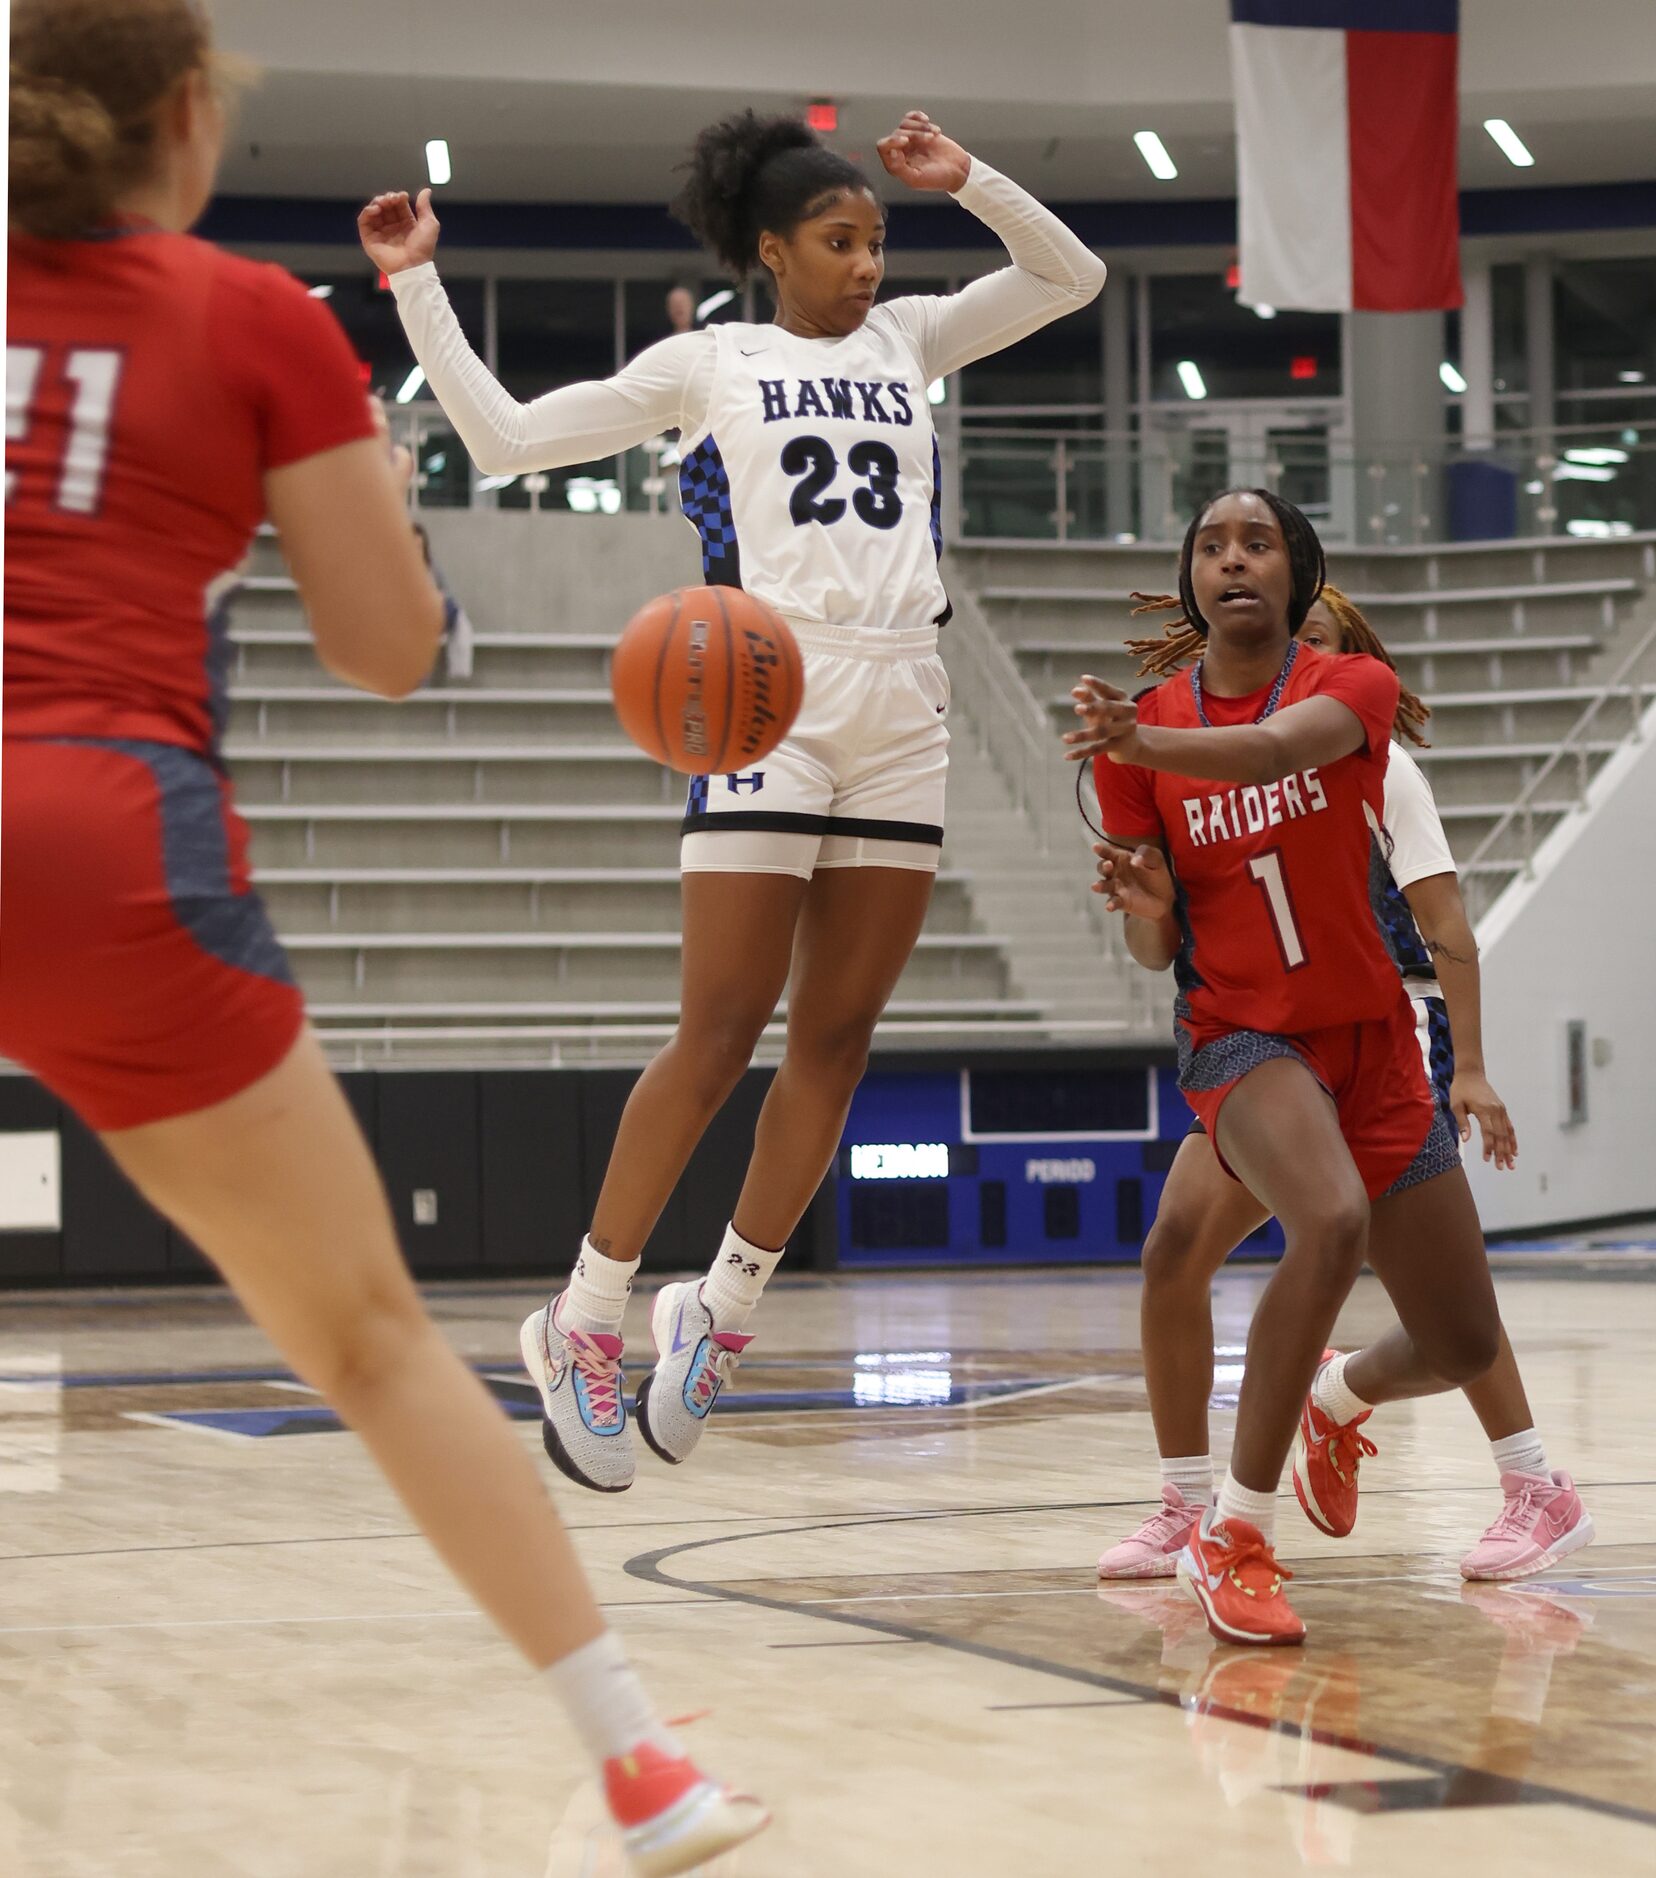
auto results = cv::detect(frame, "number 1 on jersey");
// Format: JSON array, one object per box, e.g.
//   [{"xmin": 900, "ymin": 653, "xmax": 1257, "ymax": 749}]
[
  {"xmin": 1247, "ymin": 849, "xmax": 1307, "ymax": 972},
  {"xmin": 6, "ymin": 344, "xmax": 125, "ymax": 515}
]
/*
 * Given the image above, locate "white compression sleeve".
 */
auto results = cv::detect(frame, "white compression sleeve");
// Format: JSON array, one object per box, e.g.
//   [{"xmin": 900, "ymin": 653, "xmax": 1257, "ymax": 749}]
[
  {"xmin": 885, "ymin": 160, "xmax": 1108, "ymax": 382},
  {"xmin": 387, "ymin": 264, "xmax": 709, "ymax": 475}
]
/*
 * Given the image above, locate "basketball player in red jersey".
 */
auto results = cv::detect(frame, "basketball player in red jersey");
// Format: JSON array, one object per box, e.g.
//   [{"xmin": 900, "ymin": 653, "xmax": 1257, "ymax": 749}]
[
  {"xmin": 1068, "ymin": 488, "xmax": 1502, "ymax": 1647},
  {"xmin": 2, "ymin": 5, "xmax": 763, "ymax": 1866}
]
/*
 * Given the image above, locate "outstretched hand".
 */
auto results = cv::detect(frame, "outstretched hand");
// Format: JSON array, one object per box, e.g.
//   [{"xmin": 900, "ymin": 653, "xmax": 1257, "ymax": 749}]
[
  {"xmin": 876, "ymin": 111, "xmax": 972, "ymax": 193},
  {"xmin": 1064, "ymin": 675, "xmax": 1147, "ymax": 765},
  {"xmin": 1093, "ymin": 841, "xmax": 1175, "ymax": 920},
  {"xmin": 358, "ymin": 188, "xmax": 441, "ymax": 275}
]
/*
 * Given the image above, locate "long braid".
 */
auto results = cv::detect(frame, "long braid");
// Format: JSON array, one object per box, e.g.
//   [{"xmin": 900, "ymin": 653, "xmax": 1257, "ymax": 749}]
[
  {"xmin": 1315, "ymin": 587, "xmax": 1431, "ymax": 746},
  {"xmin": 1123, "ymin": 582, "xmax": 1431, "ymax": 746},
  {"xmin": 1123, "ymin": 592, "xmax": 1203, "ymax": 679}
]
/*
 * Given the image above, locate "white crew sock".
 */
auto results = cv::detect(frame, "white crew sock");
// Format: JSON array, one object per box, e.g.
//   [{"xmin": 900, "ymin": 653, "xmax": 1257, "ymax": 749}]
[
  {"xmin": 1160, "ymin": 1454, "xmax": 1214, "ymax": 1506},
  {"xmin": 1216, "ymin": 1471, "xmax": 1278, "ymax": 1541},
  {"xmin": 558, "ymin": 1238, "xmax": 639, "ymax": 1337},
  {"xmin": 1312, "ymin": 1351, "xmax": 1374, "ymax": 1428},
  {"xmin": 542, "ymin": 1631, "xmax": 683, "ymax": 1766},
  {"xmin": 701, "ymin": 1222, "xmax": 785, "ymax": 1330},
  {"xmin": 1490, "ymin": 1427, "xmax": 1548, "ymax": 1481}
]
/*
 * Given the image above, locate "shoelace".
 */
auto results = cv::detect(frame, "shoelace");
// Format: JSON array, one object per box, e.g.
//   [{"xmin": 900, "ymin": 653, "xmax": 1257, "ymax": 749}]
[
  {"xmin": 1210, "ymin": 1529, "xmax": 1294, "ymax": 1593},
  {"xmin": 1329, "ymin": 1422, "xmax": 1379, "ymax": 1485},
  {"xmin": 565, "ymin": 1329, "xmax": 624, "ymax": 1427},
  {"xmin": 1485, "ymin": 1479, "xmax": 1546, "ymax": 1541},
  {"xmin": 689, "ymin": 1341, "xmax": 742, "ymax": 1413},
  {"xmin": 1142, "ymin": 1502, "xmax": 1199, "ymax": 1544}
]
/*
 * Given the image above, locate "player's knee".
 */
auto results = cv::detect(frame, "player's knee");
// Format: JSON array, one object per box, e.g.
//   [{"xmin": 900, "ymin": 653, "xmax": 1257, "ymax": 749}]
[
  {"xmin": 1421, "ymin": 1313, "xmax": 1500, "ymax": 1387},
  {"xmin": 1286, "ymin": 1191, "xmax": 1368, "ymax": 1291},
  {"xmin": 303, "ymin": 1278, "xmax": 427, "ymax": 1411},
  {"xmin": 789, "ymin": 1007, "xmax": 880, "ymax": 1091},
  {"xmin": 673, "ymin": 1010, "xmax": 767, "ymax": 1108},
  {"xmin": 1141, "ymin": 1211, "xmax": 1224, "ymax": 1294}
]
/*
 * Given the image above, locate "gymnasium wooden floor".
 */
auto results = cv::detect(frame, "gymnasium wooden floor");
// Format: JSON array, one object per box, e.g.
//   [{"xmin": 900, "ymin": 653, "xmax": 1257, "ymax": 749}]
[{"xmin": 2, "ymin": 1253, "xmax": 1653, "ymax": 1876}]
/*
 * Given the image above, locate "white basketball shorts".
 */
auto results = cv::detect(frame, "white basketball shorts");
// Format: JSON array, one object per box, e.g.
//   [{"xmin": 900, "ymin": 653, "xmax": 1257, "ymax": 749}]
[{"xmin": 680, "ymin": 619, "xmax": 950, "ymax": 878}]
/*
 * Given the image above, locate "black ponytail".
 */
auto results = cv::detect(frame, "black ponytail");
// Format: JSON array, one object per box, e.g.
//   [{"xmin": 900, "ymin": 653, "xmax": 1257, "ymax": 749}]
[
  {"xmin": 1176, "ymin": 487, "xmax": 1327, "ymax": 637},
  {"xmin": 670, "ymin": 109, "xmax": 872, "ymax": 281}
]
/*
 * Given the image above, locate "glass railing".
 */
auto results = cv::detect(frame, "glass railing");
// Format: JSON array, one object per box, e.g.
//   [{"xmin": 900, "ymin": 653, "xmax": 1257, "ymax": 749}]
[
  {"xmin": 387, "ymin": 405, "xmax": 1656, "ymax": 544},
  {"xmin": 952, "ymin": 418, "xmax": 1656, "ymax": 546}
]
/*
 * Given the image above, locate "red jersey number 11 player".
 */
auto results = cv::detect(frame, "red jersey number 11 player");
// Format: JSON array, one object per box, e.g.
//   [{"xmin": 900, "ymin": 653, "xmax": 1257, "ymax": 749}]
[
  {"xmin": 1069, "ymin": 489, "xmax": 1502, "ymax": 1647},
  {"xmin": 3, "ymin": 3, "xmax": 763, "ymax": 1866}
]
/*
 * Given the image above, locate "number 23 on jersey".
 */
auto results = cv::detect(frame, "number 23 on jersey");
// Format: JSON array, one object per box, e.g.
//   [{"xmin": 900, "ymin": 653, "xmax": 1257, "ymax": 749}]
[{"xmin": 782, "ymin": 435, "xmax": 903, "ymax": 532}]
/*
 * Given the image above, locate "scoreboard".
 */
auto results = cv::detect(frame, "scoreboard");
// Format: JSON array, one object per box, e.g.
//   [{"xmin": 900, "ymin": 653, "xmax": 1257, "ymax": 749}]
[{"xmin": 834, "ymin": 1057, "xmax": 1285, "ymax": 1268}]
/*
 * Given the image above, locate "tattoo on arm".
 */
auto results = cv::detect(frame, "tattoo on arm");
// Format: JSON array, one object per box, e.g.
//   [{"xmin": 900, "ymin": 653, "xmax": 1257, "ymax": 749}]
[{"xmin": 1425, "ymin": 936, "xmax": 1477, "ymax": 967}]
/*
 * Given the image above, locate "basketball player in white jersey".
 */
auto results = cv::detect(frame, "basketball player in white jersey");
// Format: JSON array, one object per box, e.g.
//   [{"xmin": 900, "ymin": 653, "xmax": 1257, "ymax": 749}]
[
  {"xmin": 359, "ymin": 110, "xmax": 1106, "ymax": 1490},
  {"xmin": 1091, "ymin": 589, "xmax": 1593, "ymax": 1585}
]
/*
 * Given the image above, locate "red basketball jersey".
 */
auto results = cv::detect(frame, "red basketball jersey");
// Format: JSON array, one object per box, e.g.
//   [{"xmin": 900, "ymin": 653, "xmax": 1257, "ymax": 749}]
[
  {"xmin": 5, "ymin": 225, "xmax": 374, "ymax": 754},
  {"xmin": 1094, "ymin": 646, "xmax": 1403, "ymax": 1042}
]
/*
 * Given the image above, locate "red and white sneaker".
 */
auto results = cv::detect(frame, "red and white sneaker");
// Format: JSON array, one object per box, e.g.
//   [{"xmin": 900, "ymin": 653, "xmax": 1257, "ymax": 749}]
[
  {"xmin": 1097, "ymin": 1484, "xmax": 1204, "ymax": 1579},
  {"xmin": 604, "ymin": 1744, "xmax": 769, "ymax": 1877},
  {"xmin": 1176, "ymin": 1506, "xmax": 1305, "ymax": 1647},
  {"xmin": 1459, "ymin": 1470, "xmax": 1596, "ymax": 1581},
  {"xmin": 1291, "ymin": 1350, "xmax": 1377, "ymax": 1538}
]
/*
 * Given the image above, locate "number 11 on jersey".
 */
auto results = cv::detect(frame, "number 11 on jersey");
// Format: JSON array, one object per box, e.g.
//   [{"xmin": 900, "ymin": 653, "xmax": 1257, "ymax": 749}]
[{"xmin": 1247, "ymin": 849, "xmax": 1307, "ymax": 972}]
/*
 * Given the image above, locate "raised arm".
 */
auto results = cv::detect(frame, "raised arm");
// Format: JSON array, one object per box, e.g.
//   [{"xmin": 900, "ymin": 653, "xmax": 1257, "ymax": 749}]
[
  {"xmin": 360, "ymin": 189, "xmax": 704, "ymax": 477},
  {"xmin": 874, "ymin": 115, "xmax": 1107, "ymax": 381},
  {"xmin": 1067, "ymin": 681, "xmax": 1367, "ymax": 784}
]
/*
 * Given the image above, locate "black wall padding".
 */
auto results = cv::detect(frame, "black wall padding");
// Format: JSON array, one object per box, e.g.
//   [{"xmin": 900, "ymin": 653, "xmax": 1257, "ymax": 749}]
[
  {"xmin": 480, "ymin": 1071, "xmax": 584, "ymax": 1270},
  {"xmin": 377, "ymin": 1072, "xmax": 482, "ymax": 1275}
]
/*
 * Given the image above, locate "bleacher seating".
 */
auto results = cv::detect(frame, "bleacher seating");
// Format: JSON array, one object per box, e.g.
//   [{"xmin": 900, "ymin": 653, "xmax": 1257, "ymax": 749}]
[
  {"xmin": 222, "ymin": 522, "xmax": 1655, "ymax": 1064},
  {"xmin": 956, "ymin": 534, "xmax": 1656, "ymax": 914},
  {"xmin": 227, "ymin": 527, "xmax": 1052, "ymax": 1064}
]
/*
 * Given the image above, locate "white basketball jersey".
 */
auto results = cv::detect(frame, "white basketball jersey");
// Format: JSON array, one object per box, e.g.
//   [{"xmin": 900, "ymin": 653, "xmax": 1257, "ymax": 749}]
[{"xmin": 677, "ymin": 314, "xmax": 950, "ymax": 634}]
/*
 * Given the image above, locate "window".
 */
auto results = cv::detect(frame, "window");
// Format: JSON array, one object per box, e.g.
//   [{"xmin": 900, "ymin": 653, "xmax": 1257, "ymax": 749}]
[
  {"xmin": 1554, "ymin": 256, "xmax": 1656, "ymax": 395},
  {"xmin": 1492, "ymin": 262, "xmax": 1526, "ymax": 395},
  {"xmin": 623, "ymin": 277, "xmax": 745, "ymax": 360},
  {"xmin": 958, "ymin": 272, "xmax": 1101, "ymax": 408},
  {"xmin": 495, "ymin": 279, "xmax": 619, "ymax": 513},
  {"xmin": 301, "ymin": 273, "xmax": 485, "ymax": 403},
  {"xmin": 1148, "ymin": 275, "xmax": 1341, "ymax": 402}
]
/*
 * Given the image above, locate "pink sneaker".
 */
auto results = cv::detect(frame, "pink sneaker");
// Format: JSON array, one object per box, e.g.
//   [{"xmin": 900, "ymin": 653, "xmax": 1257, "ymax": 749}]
[
  {"xmin": 1459, "ymin": 1470, "xmax": 1595, "ymax": 1581},
  {"xmin": 1097, "ymin": 1484, "xmax": 1204, "ymax": 1579}
]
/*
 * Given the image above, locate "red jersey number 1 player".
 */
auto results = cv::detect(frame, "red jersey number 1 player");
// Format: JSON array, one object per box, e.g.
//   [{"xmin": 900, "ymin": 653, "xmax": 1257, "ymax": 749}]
[
  {"xmin": 2, "ymin": 4, "xmax": 764, "ymax": 1865},
  {"xmin": 1067, "ymin": 489, "xmax": 1501, "ymax": 1648}
]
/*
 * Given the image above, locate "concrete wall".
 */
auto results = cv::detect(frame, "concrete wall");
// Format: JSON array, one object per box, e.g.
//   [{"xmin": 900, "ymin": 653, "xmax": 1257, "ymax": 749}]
[
  {"xmin": 1468, "ymin": 702, "xmax": 1656, "ymax": 1234},
  {"xmin": 421, "ymin": 511, "xmax": 699, "ymax": 637}
]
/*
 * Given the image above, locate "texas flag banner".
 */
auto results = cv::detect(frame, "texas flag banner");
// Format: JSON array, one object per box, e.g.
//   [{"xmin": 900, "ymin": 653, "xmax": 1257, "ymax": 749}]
[{"xmin": 1230, "ymin": 0, "xmax": 1462, "ymax": 312}]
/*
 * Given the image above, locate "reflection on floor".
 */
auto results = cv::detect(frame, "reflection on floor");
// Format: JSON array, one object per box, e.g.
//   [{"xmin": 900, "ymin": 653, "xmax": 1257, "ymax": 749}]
[{"xmin": 1, "ymin": 1256, "xmax": 1653, "ymax": 1876}]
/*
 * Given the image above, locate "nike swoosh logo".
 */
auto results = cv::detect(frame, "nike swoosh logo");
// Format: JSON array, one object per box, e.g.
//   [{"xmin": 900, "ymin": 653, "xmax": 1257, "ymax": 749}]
[
  {"xmin": 739, "ymin": 347, "xmax": 767, "ymax": 356},
  {"xmin": 670, "ymin": 1303, "xmax": 697, "ymax": 1356}
]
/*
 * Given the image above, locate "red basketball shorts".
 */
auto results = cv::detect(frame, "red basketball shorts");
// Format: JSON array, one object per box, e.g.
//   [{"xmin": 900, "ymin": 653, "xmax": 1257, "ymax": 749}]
[
  {"xmin": 0, "ymin": 737, "xmax": 303, "ymax": 1131},
  {"xmin": 1178, "ymin": 993, "xmax": 1458, "ymax": 1201}
]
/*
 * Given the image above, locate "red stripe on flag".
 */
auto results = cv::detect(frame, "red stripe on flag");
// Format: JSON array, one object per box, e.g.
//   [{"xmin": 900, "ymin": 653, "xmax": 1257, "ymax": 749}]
[{"xmin": 1346, "ymin": 30, "xmax": 1462, "ymax": 311}]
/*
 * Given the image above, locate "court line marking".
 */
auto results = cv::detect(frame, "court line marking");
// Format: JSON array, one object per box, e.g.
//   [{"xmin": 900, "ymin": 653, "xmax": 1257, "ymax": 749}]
[
  {"xmin": 623, "ymin": 1512, "xmax": 1656, "ymax": 1834},
  {"xmin": 987, "ymin": 1699, "xmax": 1143, "ymax": 1712},
  {"xmin": 4, "ymin": 1498, "xmax": 1652, "ymax": 1570},
  {"xmin": 768, "ymin": 1638, "xmax": 922, "ymax": 1649},
  {"xmin": 0, "ymin": 1595, "xmax": 732, "ymax": 1639}
]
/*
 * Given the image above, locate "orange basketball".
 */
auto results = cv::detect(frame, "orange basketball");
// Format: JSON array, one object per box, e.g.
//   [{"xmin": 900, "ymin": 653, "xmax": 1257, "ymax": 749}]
[{"xmin": 611, "ymin": 585, "xmax": 804, "ymax": 774}]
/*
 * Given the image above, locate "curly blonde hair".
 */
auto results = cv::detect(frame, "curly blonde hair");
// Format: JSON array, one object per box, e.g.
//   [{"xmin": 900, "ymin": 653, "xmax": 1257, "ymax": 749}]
[{"xmin": 1123, "ymin": 582, "xmax": 1430, "ymax": 747}]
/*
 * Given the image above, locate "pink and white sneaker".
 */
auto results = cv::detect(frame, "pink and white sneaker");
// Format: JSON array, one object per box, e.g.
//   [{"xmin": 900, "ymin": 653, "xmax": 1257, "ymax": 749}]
[
  {"xmin": 1097, "ymin": 1484, "xmax": 1204, "ymax": 1579},
  {"xmin": 604, "ymin": 1743, "xmax": 769, "ymax": 1877},
  {"xmin": 1459, "ymin": 1470, "xmax": 1595, "ymax": 1581}
]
